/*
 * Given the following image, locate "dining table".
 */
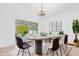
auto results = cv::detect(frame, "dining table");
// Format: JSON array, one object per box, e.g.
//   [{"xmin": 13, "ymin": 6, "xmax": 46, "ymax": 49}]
[{"xmin": 24, "ymin": 34, "xmax": 65, "ymax": 55}]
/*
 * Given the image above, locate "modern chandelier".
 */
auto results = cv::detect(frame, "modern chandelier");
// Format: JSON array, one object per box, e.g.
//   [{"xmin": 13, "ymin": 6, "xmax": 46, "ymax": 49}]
[{"xmin": 36, "ymin": 3, "xmax": 47, "ymax": 16}]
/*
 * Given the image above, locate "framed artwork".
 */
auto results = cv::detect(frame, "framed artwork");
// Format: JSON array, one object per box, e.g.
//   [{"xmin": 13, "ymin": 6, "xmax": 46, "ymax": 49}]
[{"xmin": 49, "ymin": 21, "xmax": 62, "ymax": 33}]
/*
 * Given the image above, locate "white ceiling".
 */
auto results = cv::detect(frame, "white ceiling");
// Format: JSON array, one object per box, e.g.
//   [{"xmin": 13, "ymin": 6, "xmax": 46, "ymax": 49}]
[{"xmin": 19, "ymin": 3, "xmax": 79, "ymax": 17}]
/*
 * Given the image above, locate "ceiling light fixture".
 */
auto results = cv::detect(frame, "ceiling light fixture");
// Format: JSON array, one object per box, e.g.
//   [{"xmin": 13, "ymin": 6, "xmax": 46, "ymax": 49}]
[{"xmin": 36, "ymin": 3, "xmax": 47, "ymax": 16}]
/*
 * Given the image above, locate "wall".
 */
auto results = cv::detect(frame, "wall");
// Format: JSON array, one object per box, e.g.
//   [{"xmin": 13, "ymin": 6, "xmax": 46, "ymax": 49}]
[
  {"xmin": 25, "ymin": 3, "xmax": 79, "ymax": 40},
  {"xmin": 0, "ymin": 3, "xmax": 79, "ymax": 48},
  {"xmin": 37, "ymin": 10, "xmax": 79, "ymax": 40},
  {"xmin": 0, "ymin": 4, "xmax": 39, "ymax": 48}
]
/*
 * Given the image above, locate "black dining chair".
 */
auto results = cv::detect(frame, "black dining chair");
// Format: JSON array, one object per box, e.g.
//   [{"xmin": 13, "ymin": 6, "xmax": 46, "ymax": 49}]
[
  {"xmin": 16, "ymin": 37, "xmax": 31, "ymax": 56},
  {"xmin": 46, "ymin": 38, "xmax": 60, "ymax": 56},
  {"xmin": 64, "ymin": 35, "xmax": 68, "ymax": 52}
]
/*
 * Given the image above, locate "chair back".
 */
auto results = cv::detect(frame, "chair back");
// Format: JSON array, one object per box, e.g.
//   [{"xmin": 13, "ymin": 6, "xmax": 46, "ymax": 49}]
[
  {"xmin": 59, "ymin": 36, "xmax": 64, "ymax": 45},
  {"xmin": 64, "ymin": 35, "xmax": 68, "ymax": 44},
  {"xmin": 16, "ymin": 37, "xmax": 23, "ymax": 49},
  {"xmin": 51, "ymin": 38, "xmax": 60, "ymax": 51}
]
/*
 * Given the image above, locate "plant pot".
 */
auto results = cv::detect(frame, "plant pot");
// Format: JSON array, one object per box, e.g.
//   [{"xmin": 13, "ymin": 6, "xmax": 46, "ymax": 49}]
[
  {"xmin": 74, "ymin": 41, "xmax": 79, "ymax": 47},
  {"xmin": 74, "ymin": 39, "xmax": 78, "ymax": 42}
]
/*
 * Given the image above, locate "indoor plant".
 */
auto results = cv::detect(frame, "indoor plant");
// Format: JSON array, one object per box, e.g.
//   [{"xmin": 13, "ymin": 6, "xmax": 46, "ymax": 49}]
[{"xmin": 72, "ymin": 19, "xmax": 79, "ymax": 42}]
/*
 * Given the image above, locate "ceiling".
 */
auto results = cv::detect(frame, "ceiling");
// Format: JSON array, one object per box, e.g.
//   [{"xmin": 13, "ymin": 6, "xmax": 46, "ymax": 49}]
[{"xmin": 19, "ymin": 3, "xmax": 79, "ymax": 17}]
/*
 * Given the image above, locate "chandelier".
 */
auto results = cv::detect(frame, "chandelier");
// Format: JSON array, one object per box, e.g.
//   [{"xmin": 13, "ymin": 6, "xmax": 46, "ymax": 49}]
[{"xmin": 36, "ymin": 3, "xmax": 47, "ymax": 16}]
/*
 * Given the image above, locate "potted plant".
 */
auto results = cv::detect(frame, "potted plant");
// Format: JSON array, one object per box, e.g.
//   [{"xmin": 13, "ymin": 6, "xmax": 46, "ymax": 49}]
[{"xmin": 72, "ymin": 19, "xmax": 79, "ymax": 42}]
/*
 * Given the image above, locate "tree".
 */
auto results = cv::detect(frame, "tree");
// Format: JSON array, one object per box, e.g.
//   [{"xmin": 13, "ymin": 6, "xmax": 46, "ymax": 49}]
[{"xmin": 16, "ymin": 24, "xmax": 28, "ymax": 37}]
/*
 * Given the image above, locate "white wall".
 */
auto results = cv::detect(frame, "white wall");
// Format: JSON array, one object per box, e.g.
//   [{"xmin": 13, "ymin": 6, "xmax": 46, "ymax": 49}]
[
  {"xmin": 0, "ymin": 4, "xmax": 39, "ymax": 48},
  {"xmin": 0, "ymin": 3, "xmax": 79, "ymax": 48},
  {"xmin": 24, "ymin": 3, "xmax": 79, "ymax": 41},
  {"xmin": 37, "ymin": 10, "xmax": 79, "ymax": 40}
]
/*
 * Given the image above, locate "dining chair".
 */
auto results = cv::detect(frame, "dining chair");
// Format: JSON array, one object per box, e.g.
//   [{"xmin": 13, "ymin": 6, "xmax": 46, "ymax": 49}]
[
  {"xmin": 59, "ymin": 36, "xmax": 64, "ymax": 56},
  {"xmin": 16, "ymin": 37, "xmax": 31, "ymax": 56},
  {"xmin": 64, "ymin": 35, "xmax": 68, "ymax": 52},
  {"xmin": 59, "ymin": 35, "xmax": 68, "ymax": 55},
  {"xmin": 46, "ymin": 38, "xmax": 60, "ymax": 56}
]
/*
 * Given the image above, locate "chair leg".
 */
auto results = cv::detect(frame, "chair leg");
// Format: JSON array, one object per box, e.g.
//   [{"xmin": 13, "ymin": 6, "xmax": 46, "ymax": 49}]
[
  {"xmin": 22, "ymin": 49, "xmax": 24, "ymax": 56},
  {"xmin": 56, "ymin": 50, "xmax": 59, "ymax": 56},
  {"xmin": 65, "ymin": 44, "xmax": 68, "ymax": 51},
  {"xmin": 62, "ymin": 45, "xmax": 65, "ymax": 53},
  {"xmin": 62, "ymin": 45, "xmax": 64, "ymax": 50},
  {"xmin": 17, "ymin": 49, "xmax": 20, "ymax": 56},
  {"xmin": 66, "ymin": 45, "xmax": 68, "ymax": 50},
  {"xmin": 28, "ymin": 49, "xmax": 31, "ymax": 56},
  {"xmin": 60, "ymin": 46, "xmax": 62, "ymax": 56},
  {"xmin": 52, "ymin": 51, "xmax": 54, "ymax": 56},
  {"xmin": 46, "ymin": 48, "xmax": 50, "ymax": 56}
]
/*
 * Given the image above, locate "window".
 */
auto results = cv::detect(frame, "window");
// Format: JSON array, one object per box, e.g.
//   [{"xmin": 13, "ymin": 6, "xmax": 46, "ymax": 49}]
[{"xmin": 16, "ymin": 19, "xmax": 38, "ymax": 37}]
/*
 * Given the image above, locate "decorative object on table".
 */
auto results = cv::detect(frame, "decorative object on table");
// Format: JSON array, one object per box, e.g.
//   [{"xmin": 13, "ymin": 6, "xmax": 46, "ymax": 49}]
[
  {"xmin": 72, "ymin": 19, "xmax": 79, "ymax": 42},
  {"xmin": 59, "ymin": 31, "xmax": 64, "ymax": 35},
  {"xmin": 28, "ymin": 30, "xmax": 33, "ymax": 35},
  {"xmin": 40, "ymin": 32, "xmax": 47, "ymax": 36},
  {"xmin": 49, "ymin": 31, "xmax": 52, "ymax": 34}
]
